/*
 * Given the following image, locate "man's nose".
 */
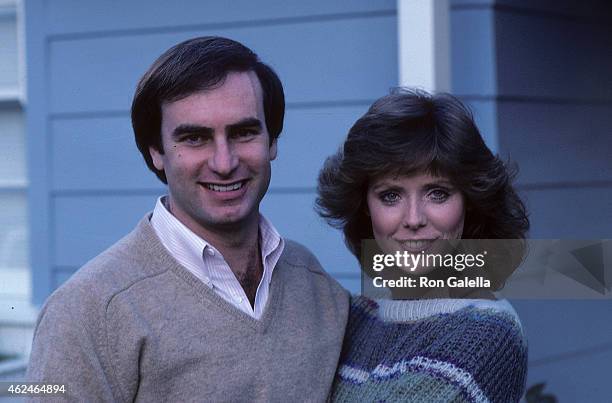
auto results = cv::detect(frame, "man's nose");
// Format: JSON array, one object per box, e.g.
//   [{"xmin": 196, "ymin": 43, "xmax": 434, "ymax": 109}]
[
  {"xmin": 402, "ymin": 199, "xmax": 427, "ymax": 230},
  {"xmin": 208, "ymin": 139, "xmax": 238, "ymax": 176}
]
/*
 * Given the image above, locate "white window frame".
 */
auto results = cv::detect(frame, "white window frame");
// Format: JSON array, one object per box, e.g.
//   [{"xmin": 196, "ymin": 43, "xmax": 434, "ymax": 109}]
[{"xmin": 0, "ymin": 0, "xmax": 31, "ymax": 304}]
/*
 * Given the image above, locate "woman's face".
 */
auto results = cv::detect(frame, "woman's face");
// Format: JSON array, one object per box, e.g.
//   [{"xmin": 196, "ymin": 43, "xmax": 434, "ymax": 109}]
[{"xmin": 366, "ymin": 171, "xmax": 465, "ymax": 255}]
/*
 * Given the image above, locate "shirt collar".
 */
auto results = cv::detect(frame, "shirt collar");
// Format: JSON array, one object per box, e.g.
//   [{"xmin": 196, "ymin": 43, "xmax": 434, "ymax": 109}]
[{"xmin": 150, "ymin": 196, "xmax": 284, "ymax": 269}]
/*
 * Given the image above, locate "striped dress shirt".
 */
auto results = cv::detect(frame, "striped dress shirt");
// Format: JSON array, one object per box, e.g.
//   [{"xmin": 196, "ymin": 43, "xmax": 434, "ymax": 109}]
[{"xmin": 150, "ymin": 196, "xmax": 284, "ymax": 319}]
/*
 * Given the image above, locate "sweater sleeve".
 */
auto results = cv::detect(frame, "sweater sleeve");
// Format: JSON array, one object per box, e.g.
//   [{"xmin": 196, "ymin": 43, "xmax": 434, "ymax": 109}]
[{"xmin": 26, "ymin": 287, "xmax": 129, "ymax": 402}]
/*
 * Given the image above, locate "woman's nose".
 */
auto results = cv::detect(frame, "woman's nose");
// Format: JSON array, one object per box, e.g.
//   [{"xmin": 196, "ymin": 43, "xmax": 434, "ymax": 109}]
[{"xmin": 402, "ymin": 199, "xmax": 427, "ymax": 230}]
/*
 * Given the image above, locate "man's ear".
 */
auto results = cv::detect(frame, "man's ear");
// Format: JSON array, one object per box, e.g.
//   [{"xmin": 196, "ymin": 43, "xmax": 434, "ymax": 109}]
[
  {"xmin": 149, "ymin": 146, "xmax": 164, "ymax": 171},
  {"xmin": 269, "ymin": 139, "xmax": 278, "ymax": 161}
]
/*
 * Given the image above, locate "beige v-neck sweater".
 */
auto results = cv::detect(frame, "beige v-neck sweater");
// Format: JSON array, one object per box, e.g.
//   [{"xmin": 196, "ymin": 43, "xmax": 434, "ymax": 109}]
[{"xmin": 27, "ymin": 215, "xmax": 349, "ymax": 402}]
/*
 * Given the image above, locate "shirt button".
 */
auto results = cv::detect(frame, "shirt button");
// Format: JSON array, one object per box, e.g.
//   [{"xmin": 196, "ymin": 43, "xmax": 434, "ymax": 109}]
[
  {"xmin": 235, "ymin": 296, "xmax": 243, "ymax": 303},
  {"xmin": 206, "ymin": 248, "xmax": 215, "ymax": 256}
]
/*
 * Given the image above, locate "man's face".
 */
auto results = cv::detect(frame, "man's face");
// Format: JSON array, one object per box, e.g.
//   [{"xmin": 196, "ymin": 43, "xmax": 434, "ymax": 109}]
[{"xmin": 150, "ymin": 71, "xmax": 277, "ymax": 237}]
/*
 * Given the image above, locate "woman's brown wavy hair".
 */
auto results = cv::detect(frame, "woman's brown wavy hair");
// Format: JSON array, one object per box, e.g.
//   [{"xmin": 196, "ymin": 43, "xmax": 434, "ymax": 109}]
[{"xmin": 316, "ymin": 89, "xmax": 529, "ymax": 260}]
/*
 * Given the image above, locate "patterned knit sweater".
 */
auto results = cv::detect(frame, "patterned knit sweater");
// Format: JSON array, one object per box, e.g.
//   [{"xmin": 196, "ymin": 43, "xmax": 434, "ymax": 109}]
[{"xmin": 330, "ymin": 296, "xmax": 527, "ymax": 403}]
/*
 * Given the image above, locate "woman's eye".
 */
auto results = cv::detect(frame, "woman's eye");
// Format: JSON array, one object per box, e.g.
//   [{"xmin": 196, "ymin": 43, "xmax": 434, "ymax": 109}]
[
  {"xmin": 380, "ymin": 191, "xmax": 400, "ymax": 204},
  {"xmin": 429, "ymin": 188, "xmax": 450, "ymax": 202}
]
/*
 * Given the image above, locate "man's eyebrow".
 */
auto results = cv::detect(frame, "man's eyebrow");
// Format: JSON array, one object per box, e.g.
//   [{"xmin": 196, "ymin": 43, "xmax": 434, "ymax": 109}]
[
  {"xmin": 226, "ymin": 117, "xmax": 262, "ymax": 132},
  {"xmin": 172, "ymin": 124, "xmax": 213, "ymax": 138}
]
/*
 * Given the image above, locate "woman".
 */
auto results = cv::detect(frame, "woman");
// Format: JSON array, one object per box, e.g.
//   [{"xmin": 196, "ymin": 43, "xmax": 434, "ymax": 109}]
[{"xmin": 317, "ymin": 90, "xmax": 529, "ymax": 402}]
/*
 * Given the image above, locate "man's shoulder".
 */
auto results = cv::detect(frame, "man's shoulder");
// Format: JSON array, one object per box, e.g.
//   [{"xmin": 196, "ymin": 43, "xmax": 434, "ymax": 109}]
[
  {"xmin": 278, "ymin": 239, "xmax": 349, "ymax": 294},
  {"xmin": 279, "ymin": 239, "xmax": 324, "ymax": 273},
  {"xmin": 46, "ymin": 215, "xmax": 168, "ymax": 310}
]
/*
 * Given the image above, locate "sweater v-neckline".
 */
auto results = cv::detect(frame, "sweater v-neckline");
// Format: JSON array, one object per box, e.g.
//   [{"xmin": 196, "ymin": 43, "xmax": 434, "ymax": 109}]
[
  {"xmin": 138, "ymin": 217, "xmax": 281, "ymax": 332},
  {"xmin": 169, "ymin": 258, "xmax": 281, "ymax": 332}
]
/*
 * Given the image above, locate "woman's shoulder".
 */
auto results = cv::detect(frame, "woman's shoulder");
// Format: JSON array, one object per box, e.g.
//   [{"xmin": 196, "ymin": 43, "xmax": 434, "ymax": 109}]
[
  {"xmin": 348, "ymin": 296, "xmax": 527, "ymax": 365},
  {"xmin": 346, "ymin": 295, "xmax": 527, "ymax": 363},
  {"xmin": 337, "ymin": 295, "xmax": 528, "ymax": 402},
  {"xmin": 349, "ymin": 295, "xmax": 523, "ymax": 333}
]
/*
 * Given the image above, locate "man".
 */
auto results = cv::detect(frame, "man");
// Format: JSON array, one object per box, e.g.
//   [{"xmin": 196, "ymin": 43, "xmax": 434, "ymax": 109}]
[{"xmin": 27, "ymin": 37, "xmax": 349, "ymax": 402}]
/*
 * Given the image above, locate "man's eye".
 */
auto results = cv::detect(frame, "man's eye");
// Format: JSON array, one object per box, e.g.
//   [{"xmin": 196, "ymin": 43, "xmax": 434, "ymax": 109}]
[
  {"xmin": 233, "ymin": 129, "xmax": 258, "ymax": 139},
  {"xmin": 380, "ymin": 191, "xmax": 400, "ymax": 204},
  {"xmin": 184, "ymin": 134, "xmax": 203, "ymax": 143},
  {"xmin": 429, "ymin": 188, "xmax": 450, "ymax": 202},
  {"xmin": 182, "ymin": 134, "xmax": 213, "ymax": 145}
]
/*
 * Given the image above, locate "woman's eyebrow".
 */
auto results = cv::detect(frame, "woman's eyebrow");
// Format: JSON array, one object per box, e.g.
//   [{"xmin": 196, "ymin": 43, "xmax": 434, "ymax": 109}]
[
  {"xmin": 370, "ymin": 181, "xmax": 399, "ymax": 191},
  {"xmin": 424, "ymin": 180, "xmax": 454, "ymax": 188}
]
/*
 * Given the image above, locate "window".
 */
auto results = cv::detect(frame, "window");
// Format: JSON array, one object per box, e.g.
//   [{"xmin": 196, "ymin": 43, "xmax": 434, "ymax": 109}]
[{"xmin": 0, "ymin": 0, "xmax": 29, "ymax": 300}]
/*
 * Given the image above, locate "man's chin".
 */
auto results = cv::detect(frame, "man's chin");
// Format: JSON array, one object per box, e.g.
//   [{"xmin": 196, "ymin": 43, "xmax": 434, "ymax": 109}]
[
  {"xmin": 201, "ymin": 208, "xmax": 255, "ymax": 229},
  {"xmin": 206, "ymin": 213, "xmax": 244, "ymax": 226}
]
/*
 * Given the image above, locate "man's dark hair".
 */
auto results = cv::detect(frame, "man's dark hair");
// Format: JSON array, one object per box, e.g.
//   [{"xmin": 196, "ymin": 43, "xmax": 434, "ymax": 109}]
[
  {"xmin": 131, "ymin": 36, "xmax": 285, "ymax": 183},
  {"xmin": 316, "ymin": 89, "xmax": 529, "ymax": 259}
]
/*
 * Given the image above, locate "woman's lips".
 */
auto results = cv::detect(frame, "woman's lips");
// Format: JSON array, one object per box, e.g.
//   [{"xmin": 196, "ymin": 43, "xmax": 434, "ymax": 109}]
[{"xmin": 396, "ymin": 238, "xmax": 437, "ymax": 253}]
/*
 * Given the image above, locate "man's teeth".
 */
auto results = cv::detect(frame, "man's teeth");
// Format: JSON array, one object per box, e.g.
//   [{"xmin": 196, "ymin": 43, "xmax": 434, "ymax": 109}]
[{"xmin": 205, "ymin": 182, "xmax": 244, "ymax": 192}]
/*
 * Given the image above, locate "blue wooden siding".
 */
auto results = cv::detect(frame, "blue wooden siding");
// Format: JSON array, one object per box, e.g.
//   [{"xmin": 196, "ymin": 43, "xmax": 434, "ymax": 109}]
[
  {"xmin": 452, "ymin": 0, "xmax": 612, "ymax": 400},
  {"xmin": 26, "ymin": 0, "xmax": 397, "ymax": 302},
  {"xmin": 450, "ymin": 3, "xmax": 499, "ymax": 151},
  {"xmin": 26, "ymin": 0, "xmax": 611, "ymax": 399}
]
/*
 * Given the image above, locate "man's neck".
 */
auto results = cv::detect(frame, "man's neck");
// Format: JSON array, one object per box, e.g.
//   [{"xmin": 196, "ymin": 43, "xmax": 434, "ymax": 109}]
[
  {"xmin": 205, "ymin": 224, "xmax": 263, "ymax": 308},
  {"xmin": 166, "ymin": 199, "xmax": 263, "ymax": 306}
]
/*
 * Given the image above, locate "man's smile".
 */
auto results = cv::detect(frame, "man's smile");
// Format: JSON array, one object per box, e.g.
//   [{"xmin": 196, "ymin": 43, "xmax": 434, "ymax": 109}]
[{"xmin": 200, "ymin": 180, "xmax": 248, "ymax": 193}]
